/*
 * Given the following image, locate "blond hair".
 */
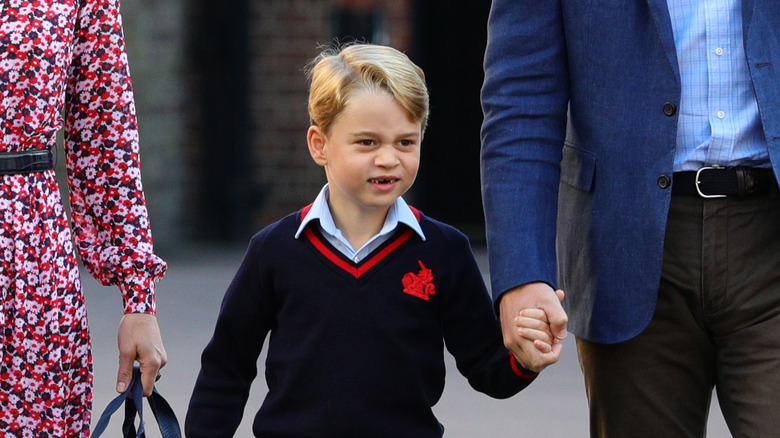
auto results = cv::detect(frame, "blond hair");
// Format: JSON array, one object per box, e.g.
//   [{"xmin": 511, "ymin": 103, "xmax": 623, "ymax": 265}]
[{"xmin": 306, "ymin": 43, "xmax": 429, "ymax": 133}]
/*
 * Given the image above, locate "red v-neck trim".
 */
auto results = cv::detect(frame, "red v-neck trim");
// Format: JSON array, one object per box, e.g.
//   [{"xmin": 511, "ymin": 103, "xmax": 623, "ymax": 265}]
[
  {"xmin": 299, "ymin": 203, "xmax": 421, "ymax": 278},
  {"xmin": 301, "ymin": 203, "xmax": 313, "ymax": 220},
  {"xmin": 304, "ymin": 227, "xmax": 414, "ymax": 278},
  {"xmin": 409, "ymin": 206, "xmax": 421, "ymax": 221}
]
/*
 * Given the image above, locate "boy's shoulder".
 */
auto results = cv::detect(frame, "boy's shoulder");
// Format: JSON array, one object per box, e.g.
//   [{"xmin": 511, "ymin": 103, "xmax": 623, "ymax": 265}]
[
  {"xmin": 246, "ymin": 208, "xmax": 308, "ymax": 250},
  {"xmin": 412, "ymin": 208, "xmax": 473, "ymax": 252},
  {"xmin": 414, "ymin": 208, "xmax": 468, "ymax": 240}
]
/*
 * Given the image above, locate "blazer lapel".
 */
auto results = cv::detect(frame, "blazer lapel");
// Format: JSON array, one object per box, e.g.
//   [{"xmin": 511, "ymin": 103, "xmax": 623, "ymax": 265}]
[{"xmin": 645, "ymin": 0, "xmax": 680, "ymax": 80}]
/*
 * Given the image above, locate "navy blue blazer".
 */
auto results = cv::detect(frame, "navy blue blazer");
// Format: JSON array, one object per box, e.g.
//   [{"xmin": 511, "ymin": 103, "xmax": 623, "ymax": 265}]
[{"xmin": 481, "ymin": 0, "xmax": 780, "ymax": 343}]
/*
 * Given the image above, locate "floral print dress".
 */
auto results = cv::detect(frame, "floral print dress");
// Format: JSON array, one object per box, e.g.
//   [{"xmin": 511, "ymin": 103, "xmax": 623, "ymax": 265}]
[{"xmin": 0, "ymin": 0, "xmax": 166, "ymax": 436}]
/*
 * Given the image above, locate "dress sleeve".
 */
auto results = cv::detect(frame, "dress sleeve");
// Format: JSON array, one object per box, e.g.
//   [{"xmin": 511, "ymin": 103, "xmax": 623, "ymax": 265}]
[{"xmin": 64, "ymin": 0, "xmax": 166, "ymax": 314}]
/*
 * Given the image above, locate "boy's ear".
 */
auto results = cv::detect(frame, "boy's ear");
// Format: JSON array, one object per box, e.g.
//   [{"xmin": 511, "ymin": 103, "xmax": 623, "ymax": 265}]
[{"xmin": 307, "ymin": 125, "xmax": 327, "ymax": 166}]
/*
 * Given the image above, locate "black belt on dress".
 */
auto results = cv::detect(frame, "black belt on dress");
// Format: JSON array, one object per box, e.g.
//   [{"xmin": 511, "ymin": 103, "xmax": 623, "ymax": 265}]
[
  {"xmin": 672, "ymin": 165, "xmax": 778, "ymax": 198},
  {"xmin": 0, "ymin": 148, "xmax": 54, "ymax": 176}
]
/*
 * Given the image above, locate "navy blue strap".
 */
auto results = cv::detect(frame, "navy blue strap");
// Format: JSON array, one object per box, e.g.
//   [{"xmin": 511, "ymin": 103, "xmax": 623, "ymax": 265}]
[
  {"xmin": 148, "ymin": 387, "xmax": 181, "ymax": 438},
  {"xmin": 92, "ymin": 366, "xmax": 181, "ymax": 438}
]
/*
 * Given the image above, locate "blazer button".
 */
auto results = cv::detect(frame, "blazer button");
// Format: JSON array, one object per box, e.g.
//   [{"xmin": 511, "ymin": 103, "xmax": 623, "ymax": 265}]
[
  {"xmin": 657, "ymin": 175, "xmax": 670, "ymax": 189},
  {"xmin": 663, "ymin": 102, "xmax": 677, "ymax": 116}
]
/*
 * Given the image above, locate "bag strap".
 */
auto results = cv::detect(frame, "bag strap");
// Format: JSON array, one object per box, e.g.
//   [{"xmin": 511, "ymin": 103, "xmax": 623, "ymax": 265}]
[{"xmin": 92, "ymin": 366, "xmax": 182, "ymax": 438}]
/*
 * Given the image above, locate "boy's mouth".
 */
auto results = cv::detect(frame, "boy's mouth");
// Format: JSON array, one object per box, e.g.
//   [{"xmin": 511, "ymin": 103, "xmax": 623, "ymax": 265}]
[{"xmin": 368, "ymin": 177, "xmax": 398, "ymax": 184}]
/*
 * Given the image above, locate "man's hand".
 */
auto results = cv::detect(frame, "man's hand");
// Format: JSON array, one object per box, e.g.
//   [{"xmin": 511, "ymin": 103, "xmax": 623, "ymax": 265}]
[
  {"xmin": 499, "ymin": 282, "xmax": 567, "ymax": 373},
  {"xmin": 116, "ymin": 313, "xmax": 167, "ymax": 397}
]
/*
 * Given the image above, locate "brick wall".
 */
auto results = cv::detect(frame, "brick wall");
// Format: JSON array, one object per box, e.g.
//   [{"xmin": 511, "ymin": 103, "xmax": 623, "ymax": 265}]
[{"xmin": 120, "ymin": 0, "xmax": 188, "ymax": 249}]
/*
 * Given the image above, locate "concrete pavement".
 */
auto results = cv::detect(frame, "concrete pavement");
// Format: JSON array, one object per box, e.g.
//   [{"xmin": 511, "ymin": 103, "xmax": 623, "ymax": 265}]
[{"xmin": 84, "ymin": 245, "xmax": 731, "ymax": 437}]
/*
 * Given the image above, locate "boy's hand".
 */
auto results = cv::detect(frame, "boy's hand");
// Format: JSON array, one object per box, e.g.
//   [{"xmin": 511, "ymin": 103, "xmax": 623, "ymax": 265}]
[
  {"xmin": 514, "ymin": 308, "xmax": 556, "ymax": 353},
  {"xmin": 499, "ymin": 283, "xmax": 567, "ymax": 372}
]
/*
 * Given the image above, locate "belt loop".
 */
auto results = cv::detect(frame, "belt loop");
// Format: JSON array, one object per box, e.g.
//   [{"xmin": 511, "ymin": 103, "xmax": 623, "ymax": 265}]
[{"xmin": 735, "ymin": 167, "xmax": 748, "ymax": 196}]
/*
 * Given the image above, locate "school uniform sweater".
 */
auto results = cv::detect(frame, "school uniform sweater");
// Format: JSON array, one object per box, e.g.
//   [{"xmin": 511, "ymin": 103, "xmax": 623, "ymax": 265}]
[{"xmin": 185, "ymin": 207, "xmax": 536, "ymax": 438}]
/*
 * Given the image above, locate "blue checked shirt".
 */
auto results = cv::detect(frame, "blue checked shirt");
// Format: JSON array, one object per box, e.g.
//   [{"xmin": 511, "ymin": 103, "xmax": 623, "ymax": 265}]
[{"xmin": 666, "ymin": 0, "xmax": 769, "ymax": 171}]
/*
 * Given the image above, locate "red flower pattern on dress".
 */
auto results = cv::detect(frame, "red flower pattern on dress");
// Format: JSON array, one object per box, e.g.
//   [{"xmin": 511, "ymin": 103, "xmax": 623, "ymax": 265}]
[
  {"xmin": 402, "ymin": 260, "xmax": 436, "ymax": 301},
  {"xmin": 1, "ymin": 0, "xmax": 166, "ymax": 435}
]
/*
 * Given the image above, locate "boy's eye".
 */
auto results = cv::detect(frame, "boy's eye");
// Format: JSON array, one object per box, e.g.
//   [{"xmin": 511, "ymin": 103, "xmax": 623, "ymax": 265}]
[
  {"xmin": 398, "ymin": 139, "xmax": 414, "ymax": 147},
  {"xmin": 358, "ymin": 139, "xmax": 375, "ymax": 146}
]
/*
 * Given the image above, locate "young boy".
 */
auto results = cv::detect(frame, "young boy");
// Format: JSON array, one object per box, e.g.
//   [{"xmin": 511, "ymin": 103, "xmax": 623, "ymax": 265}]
[{"xmin": 185, "ymin": 43, "xmax": 557, "ymax": 438}]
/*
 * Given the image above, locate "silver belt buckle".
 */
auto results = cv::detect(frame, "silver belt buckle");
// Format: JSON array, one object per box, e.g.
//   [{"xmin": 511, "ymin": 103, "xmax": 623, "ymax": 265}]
[{"xmin": 695, "ymin": 165, "xmax": 727, "ymax": 198}]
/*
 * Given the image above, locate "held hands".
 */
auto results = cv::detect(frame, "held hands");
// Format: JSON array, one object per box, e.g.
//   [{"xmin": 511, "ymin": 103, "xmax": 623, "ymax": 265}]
[
  {"xmin": 499, "ymin": 282, "xmax": 567, "ymax": 373},
  {"xmin": 116, "ymin": 313, "xmax": 168, "ymax": 397},
  {"xmin": 514, "ymin": 308, "xmax": 559, "ymax": 353}
]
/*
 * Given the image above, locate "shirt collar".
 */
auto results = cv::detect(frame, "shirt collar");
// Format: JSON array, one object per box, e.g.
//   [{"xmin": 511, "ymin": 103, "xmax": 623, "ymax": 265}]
[{"xmin": 295, "ymin": 184, "xmax": 425, "ymax": 241}]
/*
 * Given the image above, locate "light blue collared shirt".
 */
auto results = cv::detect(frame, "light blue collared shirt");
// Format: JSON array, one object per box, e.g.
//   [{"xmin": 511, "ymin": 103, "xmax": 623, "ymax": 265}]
[
  {"xmin": 295, "ymin": 185, "xmax": 426, "ymax": 263},
  {"xmin": 666, "ymin": 0, "xmax": 768, "ymax": 171}
]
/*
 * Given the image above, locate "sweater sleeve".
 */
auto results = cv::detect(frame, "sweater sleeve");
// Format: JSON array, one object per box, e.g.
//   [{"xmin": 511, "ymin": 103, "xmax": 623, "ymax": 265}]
[
  {"xmin": 185, "ymin": 233, "xmax": 275, "ymax": 437},
  {"xmin": 440, "ymin": 229, "xmax": 537, "ymax": 399}
]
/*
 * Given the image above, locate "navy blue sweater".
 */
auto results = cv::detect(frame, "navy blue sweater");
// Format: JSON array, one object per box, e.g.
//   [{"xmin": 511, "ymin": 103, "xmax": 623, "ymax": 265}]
[{"xmin": 185, "ymin": 207, "xmax": 536, "ymax": 437}]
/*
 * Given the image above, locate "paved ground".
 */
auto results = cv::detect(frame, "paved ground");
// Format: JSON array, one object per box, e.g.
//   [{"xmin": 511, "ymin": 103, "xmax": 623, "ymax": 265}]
[{"xmin": 85, "ymin": 245, "xmax": 732, "ymax": 437}]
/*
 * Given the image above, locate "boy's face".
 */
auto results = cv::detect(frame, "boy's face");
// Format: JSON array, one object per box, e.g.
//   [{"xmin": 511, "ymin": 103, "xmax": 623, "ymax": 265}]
[{"xmin": 308, "ymin": 89, "xmax": 422, "ymax": 221}]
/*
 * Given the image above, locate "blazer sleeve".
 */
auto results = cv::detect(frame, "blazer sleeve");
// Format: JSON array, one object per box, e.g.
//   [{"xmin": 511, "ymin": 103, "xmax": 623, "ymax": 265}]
[
  {"xmin": 480, "ymin": 0, "xmax": 570, "ymax": 303},
  {"xmin": 185, "ymin": 233, "xmax": 275, "ymax": 437}
]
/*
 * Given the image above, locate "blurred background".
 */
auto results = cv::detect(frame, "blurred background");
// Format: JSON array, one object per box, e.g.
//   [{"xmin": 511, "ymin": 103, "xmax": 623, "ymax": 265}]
[
  {"xmin": 70, "ymin": 0, "xmax": 733, "ymax": 436},
  {"xmin": 113, "ymin": 0, "xmax": 490, "ymax": 250}
]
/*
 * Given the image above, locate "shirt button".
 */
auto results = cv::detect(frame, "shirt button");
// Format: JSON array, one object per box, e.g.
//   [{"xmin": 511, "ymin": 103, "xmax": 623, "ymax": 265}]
[
  {"xmin": 717, "ymin": 110, "xmax": 725, "ymax": 119},
  {"xmin": 658, "ymin": 175, "xmax": 671, "ymax": 189},
  {"xmin": 663, "ymin": 102, "xmax": 677, "ymax": 116},
  {"xmin": 715, "ymin": 47, "xmax": 724, "ymax": 56}
]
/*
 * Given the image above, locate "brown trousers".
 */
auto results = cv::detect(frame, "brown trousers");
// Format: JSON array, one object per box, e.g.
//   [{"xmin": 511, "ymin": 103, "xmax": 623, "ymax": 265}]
[{"xmin": 577, "ymin": 192, "xmax": 780, "ymax": 438}]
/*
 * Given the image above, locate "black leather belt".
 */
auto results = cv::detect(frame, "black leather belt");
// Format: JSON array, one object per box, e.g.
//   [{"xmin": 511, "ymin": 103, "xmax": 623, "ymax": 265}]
[
  {"xmin": 0, "ymin": 148, "xmax": 54, "ymax": 176},
  {"xmin": 672, "ymin": 165, "xmax": 778, "ymax": 198}
]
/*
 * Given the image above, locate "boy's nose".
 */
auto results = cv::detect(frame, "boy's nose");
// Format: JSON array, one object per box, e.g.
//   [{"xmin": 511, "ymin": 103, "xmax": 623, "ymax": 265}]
[{"xmin": 375, "ymin": 146, "xmax": 400, "ymax": 167}]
